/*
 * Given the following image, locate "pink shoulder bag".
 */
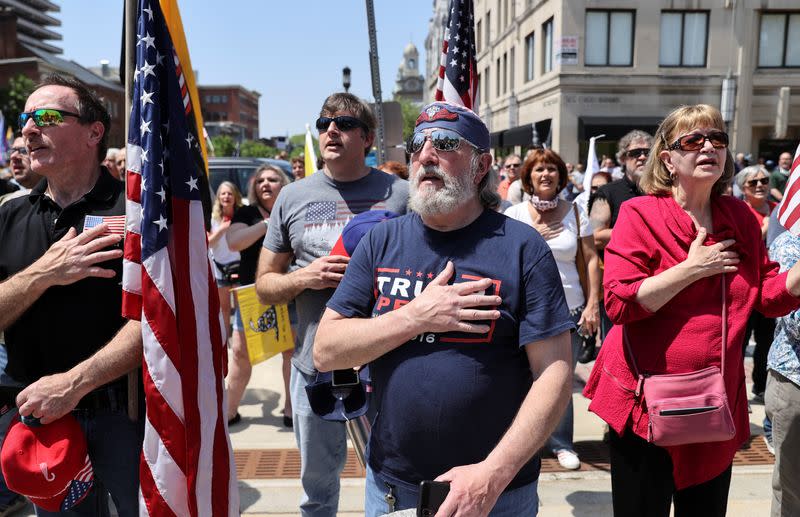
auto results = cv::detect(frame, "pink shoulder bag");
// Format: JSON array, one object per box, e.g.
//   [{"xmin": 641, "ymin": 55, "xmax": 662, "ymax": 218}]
[{"xmin": 623, "ymin": 275, "xmax": 736, "ymax": 447}]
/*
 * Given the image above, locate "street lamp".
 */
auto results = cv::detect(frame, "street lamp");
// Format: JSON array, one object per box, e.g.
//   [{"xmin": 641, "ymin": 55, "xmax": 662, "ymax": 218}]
[{"xmin": 342, "ymin": 66, "xmax": 351, "ymax": 92}]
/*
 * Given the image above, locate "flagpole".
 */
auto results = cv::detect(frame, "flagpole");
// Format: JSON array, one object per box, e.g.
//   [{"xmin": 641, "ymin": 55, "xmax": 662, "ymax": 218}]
[
  {"xmin": 365, "ymin": 0, "xmax": 385, "ymax": 165},
  {"xmin": 123, "ymin": 0, "xmax": 139, "ymax": 422},
  {"xmin": 124, "ymin": 0, "xmax": 136, "ymax": 145}
]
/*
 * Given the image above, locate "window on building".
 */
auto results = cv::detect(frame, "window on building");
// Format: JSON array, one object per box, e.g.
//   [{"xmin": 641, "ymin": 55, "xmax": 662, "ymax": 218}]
[
  {"xmin": 659, "ymin": 11, "xmax": 709, "ymax": 67},
  {"xmin": 542, "ymin": 17, "xmax": 553, "ymax": 73},
  {"xmin": 486, "ymin": 11, "xmax": 492, "ymax": 46},
  {"xmin": 496, "ymin": 57, "xmax": 501, "ymax": 96},
  {"xmin": 497, "ymin": 0, "xmax": 502, "ymax": 33},
  {"xmin": 502, "ymin": 52, "xmax": 508, "ymax": 94},
  {"xmin": 477, "ymin": 20, "xmax": 483, "ymax": 53},
  {"xmin": 504, "ymin": 0, "xmax": 509, "ymax": 27},
  {"xmin": 525, "ymin": 31, "xmax": 535, "ymax": 81},
  {"xmin": 221, "ymin": 95, "xmax": 228, "ymax": 103},
  {"xmin": 759, "ymin": 12, "xmax": 800, "ymax": 67},
  {"xmin": 585, "ymin": 10, "xmax": 634, "ymax": 66},
  {"xmin": 510, "ymin": 47, "xmax": 515, "ymax": 90},
  {"xmin": 485, "ymin": 66, "xmax": 491, "ymax": 101}
]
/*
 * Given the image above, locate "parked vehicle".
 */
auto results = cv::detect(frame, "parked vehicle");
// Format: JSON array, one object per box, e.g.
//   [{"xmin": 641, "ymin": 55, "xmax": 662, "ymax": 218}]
[{"xmin": 208, "ymin": 157, "xmax": 294, "ymax": 202}]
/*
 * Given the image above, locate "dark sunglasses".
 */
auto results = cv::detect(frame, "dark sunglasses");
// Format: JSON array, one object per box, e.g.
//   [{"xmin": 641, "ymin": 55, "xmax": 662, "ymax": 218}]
[
  {"xmin": 625, "ymin": 148, "xmax": 649, "ymax": 159},
  {"xmin": 406, "ymin": 129, "xmax": 475, "ymax": 154},
  {"xmin": 667, "ymin": 131, "xmax": 729, "ymax": 152},
  {"xmin": 504, "ymin": 162, "xmax": 522, "ymax": 169},
  {"xmin": 19, "ymin": 108, "xmax": 82, "ymax": 128},
  {"xmin": 9, "ymin": 146, "xmax": 27, "ymax": 156},
  {"xmin": 315, "ymin": 116, "xmax": 368, "ymax": 133},
  {"xmin": 745, "ymin": 177, "xmax": 769, "ymax": 187}
]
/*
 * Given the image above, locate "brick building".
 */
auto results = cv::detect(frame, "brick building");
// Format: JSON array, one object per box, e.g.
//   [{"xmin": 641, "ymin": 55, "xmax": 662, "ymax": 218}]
[
  {"xmin": 0, "ymin": 4, "xmax": 125, "ymax": 146},
  {"xmin": 198, "ymin": 85, "xmax": 260, "ymax": 142}
]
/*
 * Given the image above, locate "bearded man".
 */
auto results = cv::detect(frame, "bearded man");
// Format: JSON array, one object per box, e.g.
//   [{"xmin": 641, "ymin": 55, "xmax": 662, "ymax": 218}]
[{"xmin": 313, "ymin": 102, "xmax": 573, "ymax": 517}]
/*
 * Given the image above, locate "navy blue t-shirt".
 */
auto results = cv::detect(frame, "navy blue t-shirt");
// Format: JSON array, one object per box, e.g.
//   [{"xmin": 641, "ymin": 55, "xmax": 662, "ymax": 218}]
[{"xmin": 327, "ymin": 209, "xmax": 573, "ymax": 491}]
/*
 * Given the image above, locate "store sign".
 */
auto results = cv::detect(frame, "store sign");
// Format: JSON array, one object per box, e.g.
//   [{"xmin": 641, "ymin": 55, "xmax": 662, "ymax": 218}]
[{"xmin": 556, "ymin": 36, "xmax": 578, "ymax": 65}]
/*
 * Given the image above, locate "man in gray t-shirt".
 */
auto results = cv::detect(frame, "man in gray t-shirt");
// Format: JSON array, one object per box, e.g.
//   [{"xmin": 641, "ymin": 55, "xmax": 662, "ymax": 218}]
[{"xmin": 257, "ymin": 92, "xmax": 408, "ymax": 517}]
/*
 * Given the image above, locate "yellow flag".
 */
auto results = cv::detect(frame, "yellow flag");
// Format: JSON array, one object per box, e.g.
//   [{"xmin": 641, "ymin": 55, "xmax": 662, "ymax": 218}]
[
  {"xmin": 233, "ymin": 284, "xmax": 293, "ymax": 365},
  {"xmin": 304, "ymin": 123, "xmax": 318, "ymax": 176}
]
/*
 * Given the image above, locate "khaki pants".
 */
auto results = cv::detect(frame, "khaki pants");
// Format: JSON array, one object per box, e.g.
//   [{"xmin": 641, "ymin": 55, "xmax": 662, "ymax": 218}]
[{"xmin": 765, "ymin": 370, "xmax": 800, "ymax": 517}]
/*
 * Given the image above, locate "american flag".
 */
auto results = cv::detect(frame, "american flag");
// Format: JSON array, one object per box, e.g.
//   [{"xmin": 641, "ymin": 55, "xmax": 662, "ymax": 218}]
[
  {"xmin": 777, "ymin": 143, "xmax": 800, "ymax": 235},
  {"xmin": 83, "ymin": 215, "xmax": 126, "ymax": 236},
  {"xmin": 434, "ymin": 0, "xmax": 478, "ymax": 111},
  {"xmin": 121, "ymin": 1, "xmax": 237, "ymax": 516}
]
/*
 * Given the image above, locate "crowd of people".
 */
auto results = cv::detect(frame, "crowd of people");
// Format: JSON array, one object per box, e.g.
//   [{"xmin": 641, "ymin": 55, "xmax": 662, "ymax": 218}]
[{"xmin": 0, "ymin": 71, "xmax": 799, "ymax": 517}]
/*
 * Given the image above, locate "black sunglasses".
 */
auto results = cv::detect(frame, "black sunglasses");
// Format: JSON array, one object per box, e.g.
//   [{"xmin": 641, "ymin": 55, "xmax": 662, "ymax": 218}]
[
  {"xmin": 625, "ymin": 148, "xmax": 649, "ymax": 159},
  {"xmin": 315, "ymin": 116, "xmax": 368, "ymax": 133},
  {"xmin": 667, "ymin": 131, "xmax": 729, "ymax": 152},
  {"xmin": 745, "ymin": 177, "xmax": 769, "ymax": 187},
  {"xmin": 9, "ymin": 146, "xmax": 27, "ymax": 156},
  {"xmin": 406, "ymin": 129, "xmax": 476, "ymax": 154},
  {"xmin": 19, "ymin": 108, "xmax": 82, "ymax": 128}
]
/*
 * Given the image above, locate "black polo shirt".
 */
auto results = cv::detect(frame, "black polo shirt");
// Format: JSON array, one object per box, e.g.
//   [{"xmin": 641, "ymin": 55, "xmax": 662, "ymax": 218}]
[
  {"xmin": 589, "ymin": 174, "xmax": 643, "ymax": 228},
  {"xmin": 0, "ymin": 169, "xmax": 126, "ymax": 384}
]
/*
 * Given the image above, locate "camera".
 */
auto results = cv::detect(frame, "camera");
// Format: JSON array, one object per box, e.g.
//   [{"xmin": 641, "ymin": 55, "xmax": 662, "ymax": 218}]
[{"xmin": 331, "ymin": 369, "xmax": 360, "ymax": 387}]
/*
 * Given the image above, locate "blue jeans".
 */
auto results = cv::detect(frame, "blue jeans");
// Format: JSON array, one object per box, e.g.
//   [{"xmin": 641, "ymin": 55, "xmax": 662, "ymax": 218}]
[
  {"xmin": 547, "ymin": 306, "xmax": 582, "ymax": 452},
  {"xmin": 290, "ymin": 365, "xmax": 347, "ymax": 517},
  {"xmin": 364, "ymin": 466, "xmax": 539, "ymax": 516}
]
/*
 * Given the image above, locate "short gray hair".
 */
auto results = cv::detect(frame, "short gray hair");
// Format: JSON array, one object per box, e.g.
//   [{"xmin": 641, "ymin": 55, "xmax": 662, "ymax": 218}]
[
  {"xmin": 736, "ymin": 165, "xmax": 769, "ymax": 190},
  {"xmin": 616, "ymin": 129, "xmax": 654, "ymax": 164}
]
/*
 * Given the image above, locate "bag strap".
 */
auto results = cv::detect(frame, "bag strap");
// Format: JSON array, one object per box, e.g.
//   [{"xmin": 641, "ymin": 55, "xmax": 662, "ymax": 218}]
[
  {"xmin": 572, "ymin": 203, "xmax": 581, "ymax": 239},
  {"xmin": 622, "ymin": 273, "xmax": 728, "ymax": 395}
]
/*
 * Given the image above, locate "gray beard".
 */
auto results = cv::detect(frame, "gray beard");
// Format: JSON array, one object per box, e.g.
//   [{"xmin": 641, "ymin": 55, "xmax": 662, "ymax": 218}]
[{"xmin": 408, "ymin": 164, "xmax": 476, "ymax": 217}]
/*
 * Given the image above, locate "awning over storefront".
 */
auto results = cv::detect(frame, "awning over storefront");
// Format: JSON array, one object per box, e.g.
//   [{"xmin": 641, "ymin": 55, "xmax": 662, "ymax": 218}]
[
  {"xmin": 578, "ymin": 116, "xmax": 663, "ymax": 141},
  {"xmin": 494, "ymin": 120, "xmax": 552, "ymax": 149},
  {"xmin": 490, "ymin": 131, "xmax": 503, "ymax": 148}
]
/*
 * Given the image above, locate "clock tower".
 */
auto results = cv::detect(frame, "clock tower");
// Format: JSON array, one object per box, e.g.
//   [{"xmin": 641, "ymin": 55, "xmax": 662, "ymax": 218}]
[{"xmin": 394, "ymin": 42, "xmax": 424, "ymax": 104}]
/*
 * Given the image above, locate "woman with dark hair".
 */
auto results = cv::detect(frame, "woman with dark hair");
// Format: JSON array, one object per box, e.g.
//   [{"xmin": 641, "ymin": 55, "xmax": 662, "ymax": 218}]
[
  {"xmin": 208, "ymin": 181, "xmax": 243, "ymax": 338},
  {"xmin": 504, "ymin": 148, "xmax": 601, "ymax": 470},
  {"xmin": 226, "ymin": 165, "xmax": 292, "ymax": 426},
  {"xmin": 584, "ymin": 104, "xmax": 800, "ymax": 516}
]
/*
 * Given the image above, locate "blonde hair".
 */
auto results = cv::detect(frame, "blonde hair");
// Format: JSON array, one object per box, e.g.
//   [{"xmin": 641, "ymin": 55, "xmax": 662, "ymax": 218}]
[
  {"xmin": 639, "ymin": 104, "xmax": 735, "ymax": 197},
  {"xmin": 247, "ymin": 165, "xmax": 290, "ymax": 207},
  {"xmin": 211, "ymin": 181, "xmax": 243, "ymax": 222}
]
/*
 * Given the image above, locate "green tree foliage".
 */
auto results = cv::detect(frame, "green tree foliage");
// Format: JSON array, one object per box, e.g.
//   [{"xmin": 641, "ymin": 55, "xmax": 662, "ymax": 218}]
[
  {"xmin": 210, "ymin": 135, "xmax": 235, "ymax": 157},
  {"xmin": 0, "ymin": 74, "xmax": 36, "ymax": 132},
  {"xmin": 239, "ymin": 140, "xmax": 277, "ymax": 158},
  {"xmin": 289, "ymin": 133, "xmax": 317, "ymax": 159},
  {"xmin": 395, "ymin": 97, "xmax": 420, "ymax": 141}
]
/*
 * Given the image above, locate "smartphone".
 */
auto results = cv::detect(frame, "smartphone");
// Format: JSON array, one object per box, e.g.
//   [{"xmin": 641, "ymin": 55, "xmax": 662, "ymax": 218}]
[
  {"xmin": 417, "ymin": 480, "xmax": 450, "ymax": 517},
  {"xmin": 331, "ymin": 369, "xmax": 360, "ymax": 387}
]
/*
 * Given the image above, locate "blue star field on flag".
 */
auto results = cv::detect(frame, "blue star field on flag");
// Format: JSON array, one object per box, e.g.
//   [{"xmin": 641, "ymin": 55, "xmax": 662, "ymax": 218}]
[
  {"xmin": 435, "ymin": 0, "xmax": 478, "ymax": 109},
  {"xmin": 129, "ymin": 1, "xmax": 205, "ymax": 261}
]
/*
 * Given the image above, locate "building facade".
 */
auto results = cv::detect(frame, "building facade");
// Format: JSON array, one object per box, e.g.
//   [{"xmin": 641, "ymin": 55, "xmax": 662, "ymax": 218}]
[
  {"xmin": 198, "ymin": 85, "xmax": 260, "ymax": 142},
  {"xmin": 0, "ymin": 6, "xmax": 125, "ymax": 146},
  {"xmin": 425, "ymin": 0, "xmax": 800, "ymax": 164},
  {"xmin": 0, "ymin": 0, "xmax": 61, "ymax": 54}
]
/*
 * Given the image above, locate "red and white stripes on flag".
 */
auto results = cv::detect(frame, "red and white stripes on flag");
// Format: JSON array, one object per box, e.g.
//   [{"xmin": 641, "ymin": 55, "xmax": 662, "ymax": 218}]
[
  {"xmin": 122, "ymin": 1, "xmax": 237, "ymax": 515},
  {"xmin": 777, "ymin": 144, "xmax": 800, "ymax": 235},
  {"xmin": 434, "ymin": 0, "xmax": 478, "ymax": 111}
]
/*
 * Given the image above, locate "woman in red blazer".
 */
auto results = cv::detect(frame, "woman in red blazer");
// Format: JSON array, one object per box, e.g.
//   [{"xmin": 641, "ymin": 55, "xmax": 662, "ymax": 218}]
[{"xmin": 583, "ymin": 104, "xmax": 800, "ymax": 517}]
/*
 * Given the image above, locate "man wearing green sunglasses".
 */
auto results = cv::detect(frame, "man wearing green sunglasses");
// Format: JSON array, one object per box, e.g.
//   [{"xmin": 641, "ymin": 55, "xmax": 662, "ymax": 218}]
[{"xmin": 0, "ymin": 74, "xmax": 142, "ymax": 515}]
